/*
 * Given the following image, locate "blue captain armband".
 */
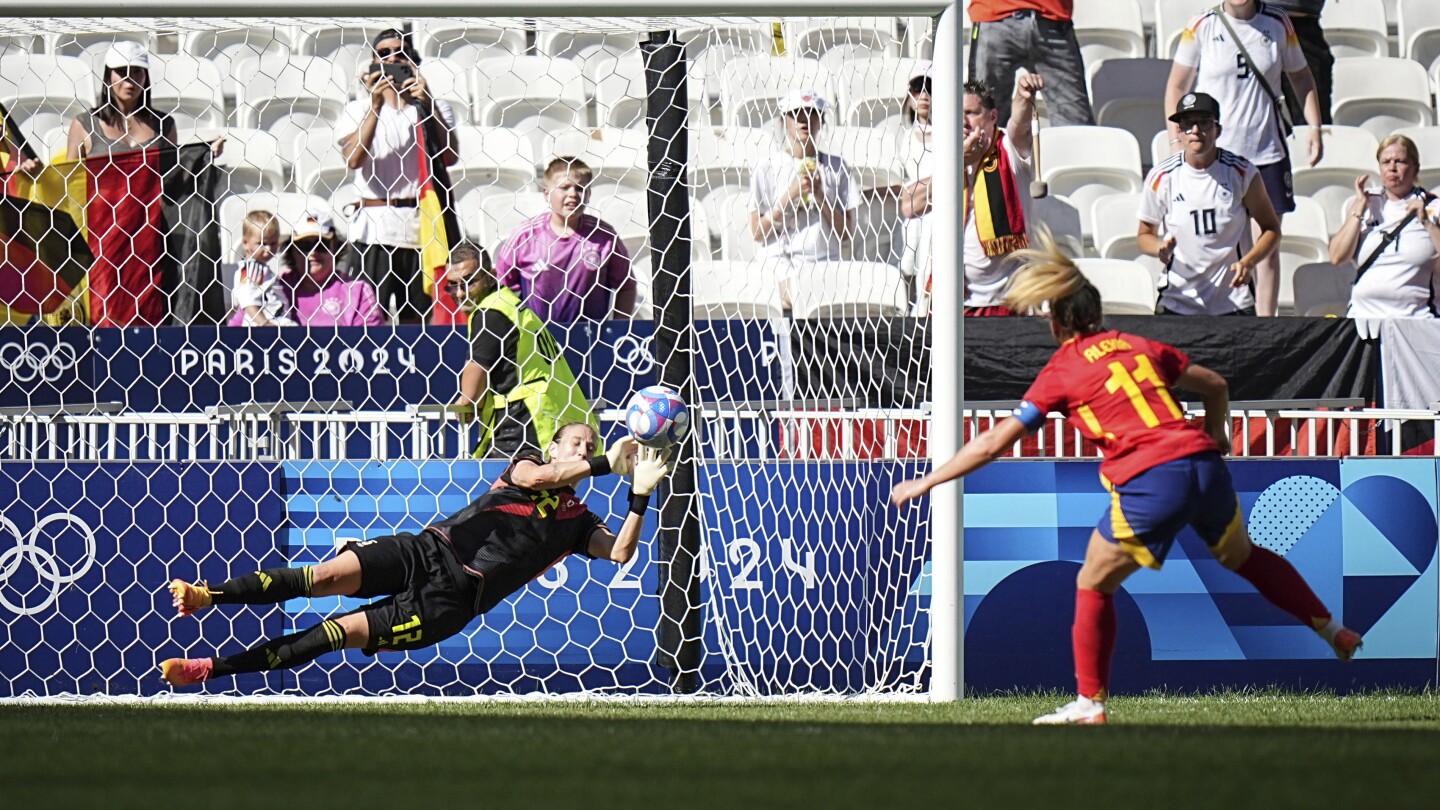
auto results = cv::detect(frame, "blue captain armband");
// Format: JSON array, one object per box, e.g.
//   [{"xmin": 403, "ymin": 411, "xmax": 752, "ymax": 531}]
[{"xmin": 1012, "ymin": 400, "xmax": 1045, "ymax": 433}]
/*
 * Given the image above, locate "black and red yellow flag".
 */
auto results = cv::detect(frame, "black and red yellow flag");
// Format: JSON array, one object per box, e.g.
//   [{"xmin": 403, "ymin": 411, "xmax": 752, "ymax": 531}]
[
  {"xmin": 416, "ymin": 107, "xmax": 463, "ymax": 325},
  {"xmin": 2, "ymin": 140, "xmax": 218, "ymax": 327}
]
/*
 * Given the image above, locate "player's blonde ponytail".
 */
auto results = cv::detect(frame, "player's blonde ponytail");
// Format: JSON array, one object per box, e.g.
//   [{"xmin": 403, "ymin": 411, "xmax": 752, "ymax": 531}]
[{"xmin": 1003, "ymin": 226, "xmax": 1105, "ymax": 335}]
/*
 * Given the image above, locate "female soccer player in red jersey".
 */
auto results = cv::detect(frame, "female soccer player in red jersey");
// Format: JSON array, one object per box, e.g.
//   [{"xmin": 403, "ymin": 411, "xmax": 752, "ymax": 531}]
[{"xmin": 891, "ymin": 230, "xmax": 1362, "ymax": 725}]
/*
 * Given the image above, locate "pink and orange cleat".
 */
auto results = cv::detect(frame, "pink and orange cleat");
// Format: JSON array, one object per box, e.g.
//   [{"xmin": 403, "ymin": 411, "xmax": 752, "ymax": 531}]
[{"xmin": 159, "ymin": 657, "xmax": 214, "ymax": 687}]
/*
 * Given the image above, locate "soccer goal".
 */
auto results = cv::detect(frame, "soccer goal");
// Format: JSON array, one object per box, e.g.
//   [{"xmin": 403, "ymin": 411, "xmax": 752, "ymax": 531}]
[{"xmin": 0, "ymin": 3, "xmax": 963, "ymax": 700}]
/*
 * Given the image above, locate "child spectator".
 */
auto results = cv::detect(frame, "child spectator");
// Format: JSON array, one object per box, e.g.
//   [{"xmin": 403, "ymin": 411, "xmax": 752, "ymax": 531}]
[
  {"xmin": 494, "ymin": 157, "xmax": 636, "ymax": 323},
  {"xmin": 227, "ymin": 210, "xmax": 295, "ymax": 327}
]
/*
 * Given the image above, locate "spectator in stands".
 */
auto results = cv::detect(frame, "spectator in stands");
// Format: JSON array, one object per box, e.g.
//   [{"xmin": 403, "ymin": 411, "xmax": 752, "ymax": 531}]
[
  {"xmin": 1328, "ymin": 135, "xmax": 1440, "ymax": 319},
  {"xmin": 1269, "ymin": 0, "xmax": 1334, "ymax": 125},
  {"xmin": 749, "ymin": 89, "xmax": 859, "ymax": 307},
  {"xmin": 1139, "ymin": 92, "xmax": 1281, "ymax": 316},
  {"xmin": 448, "ymin": 241, "xmax": 599, "ymax": 458},
  {"xmin": 961, "ymin": 75, "xmax": 1041, "ymax": 317},
  {"xmin": 896, "ymin": 61, "xmax": 933, "ymax": 313},
  {"xmin": 495, "ymin": 156, "xmax": 636, "ymax": 323},
  {"xmin": 337, "ymin": 28, "xmax": 457, "ymax": 325},
  {"xmin": 227, "ymin": 210, "xmax": 295, "ymax": 327},
  {"xmin": 966, "ymin": 0, "xmax": 1095, "ymax": 128},
  {"xmin": 66, "ymin": 41, "xmax": 176, "ymax": 159},
  {"xmin": 285, "ymin": 212, "xmax": 385, "ymax": 327},
  {"xmin": 1165, "ymin": 0, "xmax": 1325, "ymax": 317}
]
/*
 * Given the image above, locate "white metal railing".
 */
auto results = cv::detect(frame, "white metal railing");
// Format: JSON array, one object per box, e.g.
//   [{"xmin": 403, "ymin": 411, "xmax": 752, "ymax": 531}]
[{"xmin": 2, "ymin": 402, "xmax": 1437, "ymax": 463}]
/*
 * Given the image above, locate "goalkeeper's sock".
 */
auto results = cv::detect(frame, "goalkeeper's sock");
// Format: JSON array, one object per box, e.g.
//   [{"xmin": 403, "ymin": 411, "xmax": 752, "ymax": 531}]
[
  {"xmin": 1072, "ymin": 588, "xmax": 1116, "ymax": 701},
  {"xmin": 210, "ymin": 619, "xmax": 348, "ymax": 677},
  {"xmin": 1233, "ymin": 546, "xmax": 1332, "ymax": 630},
  {"xmin": 209, "ymin": 566, "xmax": 315, "ymax": 606}
]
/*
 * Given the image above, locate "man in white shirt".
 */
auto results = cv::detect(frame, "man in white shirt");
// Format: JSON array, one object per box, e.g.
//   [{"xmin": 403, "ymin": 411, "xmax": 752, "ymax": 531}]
[
  {"xmin": 749, "ymin": 89, "xmax": 861, "ymax": 306},
  {"xmin": 337, "ymin": 29, "xmax": 457, "ymax": 324},
  {"xmin": 1139, "ymin": 92, "xmax": 1281, "ymax": 316}
]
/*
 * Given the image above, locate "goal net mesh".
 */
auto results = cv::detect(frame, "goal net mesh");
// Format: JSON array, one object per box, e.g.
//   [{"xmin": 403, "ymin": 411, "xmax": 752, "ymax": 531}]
[{"xmin": 0, "ymin": 14, "xmax": 938, "ymax": 698}]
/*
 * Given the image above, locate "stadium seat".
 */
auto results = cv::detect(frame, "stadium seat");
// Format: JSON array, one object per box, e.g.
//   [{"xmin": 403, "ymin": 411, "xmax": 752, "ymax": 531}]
[
  {"xmin": 1321, "ymin": 0, "xmax": 1391, "ymax": 59},
  {"xmin": 783, "ymin": 18, "xmax": 900, "ymax": 60},
  {"xmin": 715, "ymin": 188, "xmax": 759, "ymax": 261},
  {"xmin": 180, "ymin": 27, "xmax": 292, "ymax": 110},
  {"xmin": 151, "ymin": 54, "xmax": 226, "ymax": 130},
  {"xmin": 1293, "ymin": 261, "xmax": 1356, "ymax": 317},
  {"xmin": 217, "ymin": 192, "xmax": 332, "ymax": 262},
  {"xmin": 1074, "ymin": 258, "xmax": 1157, "ymax": 315},
  {"xmin": 1399, "ymin": 0, "xmax": 1440, "ymax": 75},
  {"xmin": 1287, "ymin": 125, "xmax": 1380, "ymax": 233},
  {"xmin": 233, "ymin": 56, "xmax": 352, "ymax": 142},
  {"xmin": 1331, "ymin": 57, "xmax": 1434, "ymax": 141},
  {"xmin": 1036, "ymin": 126, "xmax": 1145, "ymax": 238},
  {"xmin": 1392, "ymin": 125, "xmax": 1440, "ymax": 191},
  {"xmin": 692, "ymin": 259, "xmax": 785, "ymax": 320},
  {"xmin": 48, "ymin": 31, "xmax": 150, "ymax": 60},
  {"xmin": 471, "ymin": 55, "xmax": 587, "ymax": 134},
  {"xmin": 788, "ymin": 260, "xmax": 908, "ymax": 318},
  {"xmin": 1155, "ymin": 0, "xmax": 1200, "ymax": 59},
  {"xmin": 412, "ymin": 19, "xmax": 526, "ymax": 67},
  {"xmin": 691, "ymin": 127, "xmax": 778, "ymax": 192},
  {"xmin": 0, "ymin": 55, "xmax": 95, "ymax": 150},
  {"xmin": 1073, "ymin": 0, "xmax": 1147, "ymax": 69},
  {"xmin": 680, "ymin": 27, "xmax": 770, "ymax": 126},
  {"xmin": 416, "ymin": 58, "xmax": 474, "ymax": 125},
  {"xmin": 591, "ymin": 54, "xmax": 646, "ymax": 129},
  {"xmin": 835, "ymin": 56, "xmax": 924, "ymax": 128},
  {"xmin": 0, "ymin": 34, "xmax": 45, "ymax": 55},
  {"xmin": 1091, "ymin": 192, "xmax": 1146, "ymax": 259},
  {"xmin": 1150, "ymin": 129, "xmax": 1177, "ymax": 169},
  {"xmin": 545, "ymin": 127, "xmax": 647, "ymax": 193},
  {"xmin": 588, "ymin": 188, "xmax": 649, "ymax": 259},
  {"xmin": 287, "ymin": 128, "xmax": 350, "ymax": 198},
  {"xmin": 291, "ymin": 23, "xmax": 404, "ymax": 95},
  {"xmin": 1277, "ymin": 197, "xmax": 1333, "ymax": 314},
  {"xmin": 1089, "ymin": 59, "xmax": 1171, "ymax": 168},
  {"xmin": 534, "ymin": 25, "xmax": 639, "ymax": 66},
  {"xmin": 1032, "ymin": 195, "xmax": 1086, "ymax": 259},
  {"xmin": 718, "ymin": 56, "xmax": 835, "ymax": 130},
  {"xmin": 472, "ymin": 191, "xmax": 549, "ymax": 251},
  {"xmin": 448, "ymin": 125, "xmax": 539, "ymax": 203},
  {"xmin": 818, "ymin": 125, "xmax": 908, "ymax": 191},
  {"xmin": 903, "ymin": 16, "xmax": 935, "ymax": 60},
  {"xmin": 208, "ymin": 128, "xmax": 285, "ymax": 196}
]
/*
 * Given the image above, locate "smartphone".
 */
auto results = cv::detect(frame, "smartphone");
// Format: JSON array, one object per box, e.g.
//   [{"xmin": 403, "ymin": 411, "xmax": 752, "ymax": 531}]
[{"xmin": 367, "ymin": 61, "xmax": 414, "ymax": 84}]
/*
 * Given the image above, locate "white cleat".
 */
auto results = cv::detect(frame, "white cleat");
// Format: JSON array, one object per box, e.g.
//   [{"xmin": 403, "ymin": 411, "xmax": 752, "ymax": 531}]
[{"xmin": 1033, "ymin": 697, "xmax": 1108, "ymax": 725}]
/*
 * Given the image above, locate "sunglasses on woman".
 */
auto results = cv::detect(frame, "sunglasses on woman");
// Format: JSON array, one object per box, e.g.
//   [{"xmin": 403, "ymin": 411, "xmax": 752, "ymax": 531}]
[{"xmin": 909, "ymin": 78, "xmax": 932, "ymax": 95}]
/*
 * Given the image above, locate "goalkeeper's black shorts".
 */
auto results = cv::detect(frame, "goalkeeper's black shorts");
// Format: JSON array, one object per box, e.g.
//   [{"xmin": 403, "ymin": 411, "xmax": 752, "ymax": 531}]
[{"xmin": 341, "ymin": 530, "xmax": 479, "ymax": 654}]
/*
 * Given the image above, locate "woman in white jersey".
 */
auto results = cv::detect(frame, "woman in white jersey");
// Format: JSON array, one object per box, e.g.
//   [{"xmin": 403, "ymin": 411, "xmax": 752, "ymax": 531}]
[
  {"xmin": 1164, "ymin": 0, "xmax": 1323, "ymax": 317},
  {"xmin": 1138, "ymin": 93, "xmax": 1281, "ymax": 316},
  {"xmin": 1328, "ymin": 134, "xmax": 1440, "ymax": 319}
]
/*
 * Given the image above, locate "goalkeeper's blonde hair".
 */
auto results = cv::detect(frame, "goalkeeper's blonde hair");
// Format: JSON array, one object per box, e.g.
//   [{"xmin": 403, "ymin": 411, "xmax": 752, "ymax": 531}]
[{"xmin": 1003, "ymin": 226, "xmax": 1105, "ymax": 335}]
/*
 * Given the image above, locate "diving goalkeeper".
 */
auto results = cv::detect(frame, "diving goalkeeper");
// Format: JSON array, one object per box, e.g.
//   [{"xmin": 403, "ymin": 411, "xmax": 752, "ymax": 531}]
[{"xmin": 159, "ymin": 424, "xmax": 668, "ymax": 687}]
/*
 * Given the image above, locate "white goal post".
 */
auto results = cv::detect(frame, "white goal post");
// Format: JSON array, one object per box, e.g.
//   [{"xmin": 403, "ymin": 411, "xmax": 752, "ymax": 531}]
[{"xmin": 0, "ymin": 2, "xmax": 962, "ymax": 700}]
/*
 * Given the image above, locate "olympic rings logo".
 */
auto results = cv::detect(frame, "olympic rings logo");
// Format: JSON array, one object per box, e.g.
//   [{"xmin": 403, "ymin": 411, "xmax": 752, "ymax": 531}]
[
  {"xmin": 0, "ymin": 514, "xmax": 97, "ymax": 616},
  {"xmin": 612, "ymin": 334, "xmax": 655, "ymax": 375},
  {"xmin": 0, "ymin": 341, "xmax": 79, "ymax": 385}
]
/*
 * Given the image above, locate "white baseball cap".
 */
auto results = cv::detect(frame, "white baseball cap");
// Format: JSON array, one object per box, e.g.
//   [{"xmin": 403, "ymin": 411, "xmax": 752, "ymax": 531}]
[
  {"xmin": 291, "ymin": 211, "xmax": 337, "ymax": 242},
  {"xmin": 779, "ymin": 88, "xmax": 828, "ymax": 117},
  {"xmin": 908, "ymin": 60, "xmax": 932, "ymax": 83},
  {"xmin": 103, "ymin": 41, "xmax": 150, "ymax": 70}
]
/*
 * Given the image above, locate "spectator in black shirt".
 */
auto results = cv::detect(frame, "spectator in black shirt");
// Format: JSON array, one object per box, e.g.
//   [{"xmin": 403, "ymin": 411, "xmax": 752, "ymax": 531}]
[{"xmin": 158, "ymin": 423, "xmax": 669, "ymax": 687}]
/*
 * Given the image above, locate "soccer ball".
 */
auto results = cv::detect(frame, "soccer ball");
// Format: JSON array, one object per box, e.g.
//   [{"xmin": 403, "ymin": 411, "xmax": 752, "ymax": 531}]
[{"xmin": 625, "ymin": 385, "xmax": 690, "ymax": 449}]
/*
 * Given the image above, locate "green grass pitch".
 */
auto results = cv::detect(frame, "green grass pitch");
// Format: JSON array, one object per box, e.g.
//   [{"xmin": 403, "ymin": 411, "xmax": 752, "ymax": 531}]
[{"xmin": 4, "ymin": 692, "xmax": 1440, "ymax": 808}]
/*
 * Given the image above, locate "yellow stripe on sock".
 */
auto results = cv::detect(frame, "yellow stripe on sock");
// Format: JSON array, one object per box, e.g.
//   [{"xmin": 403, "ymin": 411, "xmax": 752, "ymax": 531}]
[
  {"xmin": 324, "ymin": 620, "xmax": 344, "ymax": 651},
  {"xmin": 303, "ymin": 566, "xmax": 314, "ymax": 597}
]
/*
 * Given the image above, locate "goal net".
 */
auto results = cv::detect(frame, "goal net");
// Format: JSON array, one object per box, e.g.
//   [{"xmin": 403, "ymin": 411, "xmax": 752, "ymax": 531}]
[{"xmin": 0, "ymin": 12, "xmax": 944, "ymax": 698}]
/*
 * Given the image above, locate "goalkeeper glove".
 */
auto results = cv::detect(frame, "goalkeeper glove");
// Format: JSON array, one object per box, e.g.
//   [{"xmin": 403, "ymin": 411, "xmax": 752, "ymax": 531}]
[{"xmin": 631, "ymin": 445, "xmax": 671, "ymax": 496}]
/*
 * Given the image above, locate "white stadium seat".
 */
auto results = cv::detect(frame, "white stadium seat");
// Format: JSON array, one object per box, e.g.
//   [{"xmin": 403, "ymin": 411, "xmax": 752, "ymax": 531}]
[
  {"xmin": 287, "ymin": 128, "xmax": 350, "ymax": 198},
  {"xmin": 1150, "ymin": 129, "xmax": 1176, "ymax": 169},
  {"xmin": 471, "ymin": 192, "xmax": 549, "ymax": 250},
  {"xmin": 208, "ymin": 127, "xmax": 285, "ymax": 196},
  {"xmin": 1089, "ymin": 58, "xmax": 1172, "ymax": 171},
  {"xmin": 818, "ymin": 125, "xmax": 908, "ymax": 190},
  {"xmin": 1293, "ymin": 262, "xmax": 1356, "ymax": 317},
  {"xmin": 783, "ymin": 18, "xmax": 900, "ymax": 60},
  {"xmin": 1031, "ymin": 195, "xmax": 1086, "ymax": 260},
  {"xmin": 692, "ymin": 259, "xmax": 785, "ymax": 320},
  {"xmin": 591, "ymin": 54, "xmax": 647, "ymax": 129},
  {"xmin": 0, "ymin": 55, "xmax": 95, "ymax": 150},
  {"xmin": 718, "ymin": 56, "xmax": 835, "ymax": 130},
  {"xmin": 1091, "ymin": 192, "xmax": 1146, "ymax": 258},
  {"xmin": 588, "ymin": 188, "xmax": 649, "ymax": 259},
  {"xmin": 151, "ymin": 54, "xmax": 227, "ymax": 130},
  {"xmin": 1331, "ymin": 57, "xmax": 1434, "ymax": 141},
  {"xmin": 1037, "ymin": 126, "xmax": 1145, "ymax": 238},
  {"xmin": 233, "ymin": 56, "xmax": 352, "ymax": 142},
  {"xmin": 1074, "ymin": 0, "xmax": 1147, "ymax": 69},
  {"xmin": 471, "ymin": 55, "xmax": 587, "ymax": 133},
  {"xmin": 545, "ymin": 127, "xmax": 648, "ymax": 193},
  {"xmin": 413, "ymin": 19, "xmax": 526, "ymax": 68},
  {"xmin": 48, "ymin": 31, "xmax": 150, "ymax": 59},
  {"xmin": 217, "ymin": 192, "xmax": 332, "ymax": 262},
  {"xmin": 836, "ymin": 56, "xmax": 923, "ymax": 128},
  {"xmin": 1287, "ymin": 125, "xmax": 1380, "ymax": 233},
  {"xmin": 1155, "ymin": 0, "xmax": 1201, "ymax": 59},
  {"xmin": 1392, "ymin": 125, "xmax": 1440, "ymax": 192},
  {"xmin": 1277, "ymin": 197, "xmax": 1333, "ymax": 314},
  {"xmin": 180, "ymin": 27, "xmax": 292, "ymax": 109},
  {"xmin": 1399, "ymin": 0, "xmax": 1440, "ymax": 75},
  {"xmin": 291, "ymin": 23, "xmax": 405, "ymax": 95},
  {"xmin": 417, "ymin": 58, "xmax": 474, "ymax": 124},
  {"xmin": 691, "ymin": 127, "xmax": 778, "ymax": 192},
  {"xmin": 448, "ymin": 125, "xmax": 538, "ymax": 204},
  {"xmin": 1075, "ymin": 258, "xmax": 1157, "ymax": 315},
  {"xmin": 788, "ymin": 260, "xmax": 908, "ymax": 319},
  {"xmin": 1320, "ymin": 0, "xmax": 1391, "ymax": 59},
  {"xmin": 714, "ymin": 187, "xmax": 758, "ymax": 261}
]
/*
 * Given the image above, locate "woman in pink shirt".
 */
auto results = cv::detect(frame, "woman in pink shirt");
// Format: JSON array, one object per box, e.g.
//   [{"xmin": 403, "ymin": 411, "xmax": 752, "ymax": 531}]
[{"xmin": 285, "ymin": 213, "xmax": 386, "ymax": 327}]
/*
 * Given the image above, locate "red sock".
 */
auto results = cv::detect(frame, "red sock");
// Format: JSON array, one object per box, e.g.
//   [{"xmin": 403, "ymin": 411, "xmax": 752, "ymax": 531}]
[
  {"xmin": 1234, "ymin": 546, "xmax": 1331, "ymax": 629},
  {"xmin": 1073, "ymin": 589, "xmax": 1116, "ymax": 701}
]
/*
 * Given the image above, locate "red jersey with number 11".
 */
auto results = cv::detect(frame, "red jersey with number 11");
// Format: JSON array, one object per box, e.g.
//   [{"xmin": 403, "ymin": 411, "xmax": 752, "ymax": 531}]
[{"xmin": 1017, "ymin": 331, "xmax": 1220, "ymax": 485}]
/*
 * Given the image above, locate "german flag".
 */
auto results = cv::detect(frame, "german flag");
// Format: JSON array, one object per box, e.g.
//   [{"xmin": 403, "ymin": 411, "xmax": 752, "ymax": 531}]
[
  {"xmin": 1, "ymin": 140, "xmax": 217, "ymax": 327},
  {"xmin": 416, "ymin": 105, "xmax": 463, "ymax": 325}
]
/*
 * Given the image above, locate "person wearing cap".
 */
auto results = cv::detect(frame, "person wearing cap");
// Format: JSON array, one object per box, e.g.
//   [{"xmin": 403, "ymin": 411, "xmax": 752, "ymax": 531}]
[
  {"xmin": 1138, "ymin": 92, "xmax": 1281, "ymax": 316},
  {"xmin": 960, "ymin": 73, "xmax": 1041, "ymax": 317},
  {"xmin": 285, "ymin": 212, "xmax": 385, "ymax": 327},
  {"xmin": 1165, "ymin": 0, "xmax": 1324, "ymax": 317},
  {"xmin": 895, "ymin": 61, "xmax": 933, "ymax": 312},
  {"xmin": 749, "ymin": 88, "xmax": 860, "ymax": 304},
  {"xmin": 67, "ymin": 41, "xmax": 176, "ymax": 160},
  {"xmin": 337, "ymin": 28, "xmax": 457, "ymax": 325},
  {"xmin": 967, "ymin": 0, "xmax": 1095, "ymax": 129}
]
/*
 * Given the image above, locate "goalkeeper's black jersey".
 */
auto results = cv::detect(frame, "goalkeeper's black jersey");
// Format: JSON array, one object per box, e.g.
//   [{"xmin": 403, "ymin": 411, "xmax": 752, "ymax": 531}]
[{"xmin": 426, "ymin": 454, "xmax": 603, "ymax": 614}]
